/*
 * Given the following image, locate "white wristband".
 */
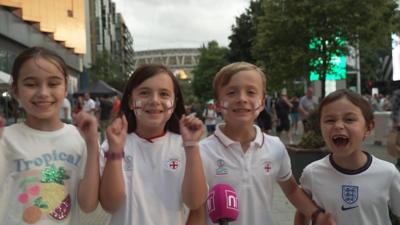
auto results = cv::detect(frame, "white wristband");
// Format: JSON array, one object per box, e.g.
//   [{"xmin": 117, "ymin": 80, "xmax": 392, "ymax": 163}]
[{"xmin": 182, "ymin": 141, "xmax": 198, "ymax": 148}]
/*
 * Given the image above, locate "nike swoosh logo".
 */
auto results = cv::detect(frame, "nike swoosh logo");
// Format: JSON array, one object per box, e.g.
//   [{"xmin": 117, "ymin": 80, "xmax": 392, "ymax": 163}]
[{"xmin": 341, "ymin": 205, "xmax": 359, "ymax": 211}]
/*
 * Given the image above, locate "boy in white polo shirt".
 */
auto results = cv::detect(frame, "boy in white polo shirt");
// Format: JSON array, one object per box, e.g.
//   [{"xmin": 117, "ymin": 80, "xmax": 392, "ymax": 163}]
[{"xmin": 197, "ymin": 62, "xmax": 336, "ymax": 225}]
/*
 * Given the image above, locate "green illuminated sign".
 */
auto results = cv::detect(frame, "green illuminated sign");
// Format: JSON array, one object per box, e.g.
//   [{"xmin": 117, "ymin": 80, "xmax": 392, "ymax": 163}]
[{"xmin": 309, "ymin": 38, "xmax": 346, "ymax": 81}]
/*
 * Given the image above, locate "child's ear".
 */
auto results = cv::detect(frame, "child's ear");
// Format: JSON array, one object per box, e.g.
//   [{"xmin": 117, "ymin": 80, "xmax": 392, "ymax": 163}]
[{"xmin": 364, "ymin": 121, "xmax": 375, "ymax": 137}]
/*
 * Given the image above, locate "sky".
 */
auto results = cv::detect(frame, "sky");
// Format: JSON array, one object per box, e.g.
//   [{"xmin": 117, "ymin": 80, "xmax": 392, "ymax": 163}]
[{"xmin": 113, "ymin": 0, "xmax": 251, "ymax": 51}]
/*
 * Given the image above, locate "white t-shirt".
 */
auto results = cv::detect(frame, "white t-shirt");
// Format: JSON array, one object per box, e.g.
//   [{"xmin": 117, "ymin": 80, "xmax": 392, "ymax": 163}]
[
  {"xmin": 0, "ymin": 123, "xmax": 87, "ymax": 225},
  {"xmin": 100, "ymin": 131, "xmax": 189, "ymax": 225},
  {"xmin": 83, "ymin": 98, "xmax": 96, "ymax": 115},
  {"xmin": 59, "ymin": 98, "xmax": 72, "ymax": 121},
  {"xmin": 202, "ymin": 108, "xmax": 218, "ymax": 126},
  {"xmin": 300, "ymin": 153, "xmax": 400, "ymax": 225},
  {"xmin": 299, "ymin": 96, "xmax": 318, "ymax": 120},
  {"xmin": 200, "ymin": 124, "xmax": 292, "ymax": 225}
]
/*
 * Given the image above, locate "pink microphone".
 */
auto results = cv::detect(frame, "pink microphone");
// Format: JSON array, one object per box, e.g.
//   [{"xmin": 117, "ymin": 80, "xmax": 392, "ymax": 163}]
[{"xmin": 207, "ymin": 183, "xmax": 239, "ymax": 225}]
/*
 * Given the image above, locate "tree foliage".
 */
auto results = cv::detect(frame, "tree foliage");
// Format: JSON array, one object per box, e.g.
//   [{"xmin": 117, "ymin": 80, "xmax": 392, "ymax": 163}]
[
  {"xmin": 252, "ymin": 0, "xmax": 400, "ymax": 97},
  {"xmin": 192, "ymin": 41, "xmax": 229, "ymax": 102},
  {"xmin": 88, "ymin": 51, "xmax": 126, "ymax": 91},
  {"xmin": 228, "ymin": 1, "xmax": 262, "ymax": 64},
  {"xmin": 253, "ymin": 0, "xmax": 310, "ymax": 93},
  {"xmin": 179, "ymin": 79, "xmax": 199, "ymax": 104}
]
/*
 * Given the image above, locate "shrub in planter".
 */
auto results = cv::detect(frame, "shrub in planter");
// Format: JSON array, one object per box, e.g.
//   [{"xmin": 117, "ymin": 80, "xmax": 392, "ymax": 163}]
[{"xmin": 286, "ymin": 110, "xmax": 328, "ymax": 182}]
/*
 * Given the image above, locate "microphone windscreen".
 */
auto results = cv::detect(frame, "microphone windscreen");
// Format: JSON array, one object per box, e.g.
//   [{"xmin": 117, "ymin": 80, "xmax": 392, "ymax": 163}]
[{"xmin": 206, "ymin": 183, "xmax": 239, "ymax": 223}]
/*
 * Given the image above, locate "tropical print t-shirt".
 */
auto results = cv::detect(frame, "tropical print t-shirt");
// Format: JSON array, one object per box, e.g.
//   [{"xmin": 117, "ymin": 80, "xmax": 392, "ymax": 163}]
[{"xmin": 0, "ymin": 123, "xmax": 87, "ymax": 225}]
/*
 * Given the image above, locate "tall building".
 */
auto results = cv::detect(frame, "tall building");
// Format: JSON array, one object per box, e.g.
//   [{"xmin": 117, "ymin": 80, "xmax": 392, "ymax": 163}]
[
  {"xmin": 116, "ymin": 13, "xmax": 134, "ymax": 75},
  {"xmin": 0, "ymin": 0, "xmax": 86, "ymax": 93},
  {"xmin": 87, "ymin": 0, "xmax": 134, "ymax": 78}
]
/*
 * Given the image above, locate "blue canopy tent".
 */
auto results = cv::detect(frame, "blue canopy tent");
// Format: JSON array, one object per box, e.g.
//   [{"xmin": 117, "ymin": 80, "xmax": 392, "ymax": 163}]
[{"xmin": 74, "ymin": 80, "xmax": 122, "ymax": 97}]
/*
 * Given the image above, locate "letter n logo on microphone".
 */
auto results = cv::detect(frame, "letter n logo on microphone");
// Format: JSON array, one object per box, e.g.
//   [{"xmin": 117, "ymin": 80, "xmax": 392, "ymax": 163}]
[
  {"xmin": 207, "ymin": 192, "xmax": 216, "ymax": 212},
  {"xmin": 225, "ymin": 190, "xmax": 238, "ymax": 210}
]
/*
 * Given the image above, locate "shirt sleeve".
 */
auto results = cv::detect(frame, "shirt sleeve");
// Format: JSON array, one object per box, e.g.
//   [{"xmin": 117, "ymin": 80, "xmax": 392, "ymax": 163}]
[
  {"xmin": 299, "ymin": 166, "xmax": 312, "ymax": 197},
  {"xmin": 199, "ymin": 141, "xmax": 211, "ymax": 183},
  {"xmin": 389, "ymin": 166, "xmax": 400, "ymax": 216},
  {"xmin": 277, "ymin": 141, "xmax": 292, "ymax": 182}
]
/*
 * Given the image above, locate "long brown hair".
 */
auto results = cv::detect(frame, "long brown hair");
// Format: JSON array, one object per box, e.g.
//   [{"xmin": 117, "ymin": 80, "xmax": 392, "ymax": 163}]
[{"xmin": 120, "ymin": 64, "xmax": 186, "ymax": 134}]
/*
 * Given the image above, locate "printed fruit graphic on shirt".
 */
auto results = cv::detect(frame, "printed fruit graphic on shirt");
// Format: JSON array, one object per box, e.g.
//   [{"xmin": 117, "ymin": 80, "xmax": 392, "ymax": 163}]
[
  {"xmin": 48, "ymin": 195, "xmax": 71, "ymax": 220},
  {"xmin": 18, "ymin": 165, "xmax": 71, "ymax": 224},
  {"xmin": 40, "ymin": 165, "xmax": 71, "ymax": 219}
]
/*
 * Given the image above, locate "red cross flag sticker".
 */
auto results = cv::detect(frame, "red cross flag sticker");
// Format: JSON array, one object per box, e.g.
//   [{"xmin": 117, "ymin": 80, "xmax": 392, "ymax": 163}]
[
  {"xmin": 264, "ymin": 162, "xmax": 272, "ymax": 173},
  {"xmin": 168, "ymin": 159, "xmax": 180, "ymax": 170}
]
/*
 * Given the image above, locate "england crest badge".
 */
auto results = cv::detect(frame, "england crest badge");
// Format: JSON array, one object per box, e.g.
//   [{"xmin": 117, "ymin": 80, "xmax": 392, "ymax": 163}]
[{"xmin": 342, "ymin": 185, "xmax": 359, "ymax": 205}]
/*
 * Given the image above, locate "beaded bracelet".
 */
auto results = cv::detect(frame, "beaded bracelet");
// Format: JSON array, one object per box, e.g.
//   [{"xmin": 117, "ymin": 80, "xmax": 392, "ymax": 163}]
[
  {"xmin": 182, "ymin": 141, "xmax": 199, "ymax": 148},
  {"xmin": 104, "ymin": 151, "xmax": 125, "ymax": 160}
]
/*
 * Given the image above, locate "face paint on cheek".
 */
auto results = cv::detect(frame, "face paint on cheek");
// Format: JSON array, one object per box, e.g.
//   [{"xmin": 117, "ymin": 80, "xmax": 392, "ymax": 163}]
[
  {"xmin": 133, "ymin": 100, "xmax": 143, "ymax": 116},
  {"xmin": 164, "ymin": 99, "xmax": 174, "ymax": 115},
  {"xmin": 253, "ymin": 99, "xmax": 263, "ymax": 116},
  {"xmin": 220, "ymin": 101, "xmax": 229, "ymax": 115}
]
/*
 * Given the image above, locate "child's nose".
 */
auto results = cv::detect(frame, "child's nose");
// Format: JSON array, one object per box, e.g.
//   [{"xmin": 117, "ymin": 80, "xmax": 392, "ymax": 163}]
[
  {"xmin": 149, "ymin": 93, "xmax": 161, "ymax": 104},
  {"xmin": 37, "ymin": 84, "xmax": 50, "ymax": 96},
  {"xmin": 238, "ymin": 92, "xmax": 248, "ymax": 102},
  {"xmin": 334, "ymin": 120, "xmax": 345, "ymax": 128}
]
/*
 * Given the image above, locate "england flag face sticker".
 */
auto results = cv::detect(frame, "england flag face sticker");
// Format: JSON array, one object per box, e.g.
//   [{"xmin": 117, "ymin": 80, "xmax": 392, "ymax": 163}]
[
  {"xmin": 164, "ymin": 99, "xmax": 174, "ymax": 115},
  {"xmin": 132, "ymin": 100, "xmax": 143, "ymax": 116},
  {"xmin": 220, "ymin": 101, "xmax": 229, "ymax": 114},
  {"xmin": 253, "ymin": 99, "xmax": 263, "ymax": 116}
]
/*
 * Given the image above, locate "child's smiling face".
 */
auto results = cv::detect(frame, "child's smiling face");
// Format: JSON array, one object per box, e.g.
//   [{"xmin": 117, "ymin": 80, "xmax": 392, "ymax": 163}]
[
  {"xmin": 320, "ymin": 97, "xmax": 372, "ymax": 157},
  {"xmin": 217, "ymin": 69, "xmax": 264, "ymax": 126}
]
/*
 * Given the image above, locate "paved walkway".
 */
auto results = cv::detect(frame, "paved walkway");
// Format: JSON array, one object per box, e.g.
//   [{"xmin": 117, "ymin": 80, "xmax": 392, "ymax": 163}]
[{"xmin": 80, "ymin": 131, "xmax": 397, "ymax": 225}]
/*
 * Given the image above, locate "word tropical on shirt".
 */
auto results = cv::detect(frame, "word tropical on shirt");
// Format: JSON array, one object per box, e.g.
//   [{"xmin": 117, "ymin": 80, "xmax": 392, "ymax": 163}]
[{"xmin": 15, "ymin": 150, "xmax": 82, "ymax": 172}]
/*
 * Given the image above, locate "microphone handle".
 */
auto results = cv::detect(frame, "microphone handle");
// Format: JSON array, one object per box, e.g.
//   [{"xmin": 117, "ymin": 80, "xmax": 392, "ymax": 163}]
[{"xmin": 218, "ymin": 218, "xmax": 229, "ymax": 225}]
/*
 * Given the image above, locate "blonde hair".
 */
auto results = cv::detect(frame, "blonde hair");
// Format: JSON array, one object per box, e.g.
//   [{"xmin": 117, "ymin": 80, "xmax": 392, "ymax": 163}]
[{"xmin": 213, "ymin": 62, "xmax": 266, "ymax": 99}]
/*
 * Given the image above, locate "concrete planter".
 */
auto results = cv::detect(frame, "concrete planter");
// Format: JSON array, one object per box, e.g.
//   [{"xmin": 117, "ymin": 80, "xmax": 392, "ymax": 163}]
[{"xmin": 286, "ymin": 144, "xmax": 329, "ymax": 183}]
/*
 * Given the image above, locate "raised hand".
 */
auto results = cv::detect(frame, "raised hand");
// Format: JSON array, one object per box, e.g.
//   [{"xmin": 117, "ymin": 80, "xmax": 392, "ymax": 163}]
[
  {"xmin": 74, "ymin": 111, "xmax": 99, "ymax": 146},
  {"xmin": 106, "ymin": 115, "xmax": 128, "ymax": 153},
  {"xmin": 316, "ymin": 212, "xmax": 337, "ymax": 225},
  {"xmin": 179, "ymin": 115, "xmax": 204, "ymax": 145}
]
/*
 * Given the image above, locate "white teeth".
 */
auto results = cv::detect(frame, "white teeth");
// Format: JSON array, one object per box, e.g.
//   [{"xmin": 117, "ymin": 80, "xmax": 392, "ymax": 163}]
[{"xmin": 332, "ymin": 135, "xmax": 348, "ymax": 139}]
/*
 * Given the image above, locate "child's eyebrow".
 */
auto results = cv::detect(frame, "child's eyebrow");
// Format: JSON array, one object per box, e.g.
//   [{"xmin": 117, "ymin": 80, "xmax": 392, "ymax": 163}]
[
  {"xmin": 225, "ymin": 84, "xmax": 258, "ymax": 89},
  {"xmin": 136, "ymin": 86, "xmax": 151, "ymax": 91},
  {"xmin": 22, "ymin": 76, "xmax": 63, "ymax": 81},
  {"xmin": 137, "ymin": 86, "xmax": 172, "ymax": 92}
]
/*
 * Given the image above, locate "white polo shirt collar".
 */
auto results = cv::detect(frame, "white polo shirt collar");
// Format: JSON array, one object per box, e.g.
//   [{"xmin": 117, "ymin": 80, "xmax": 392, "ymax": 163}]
[{"xmin": 213, "ymin": 123, "xmax": 264, "ymax": 149}]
